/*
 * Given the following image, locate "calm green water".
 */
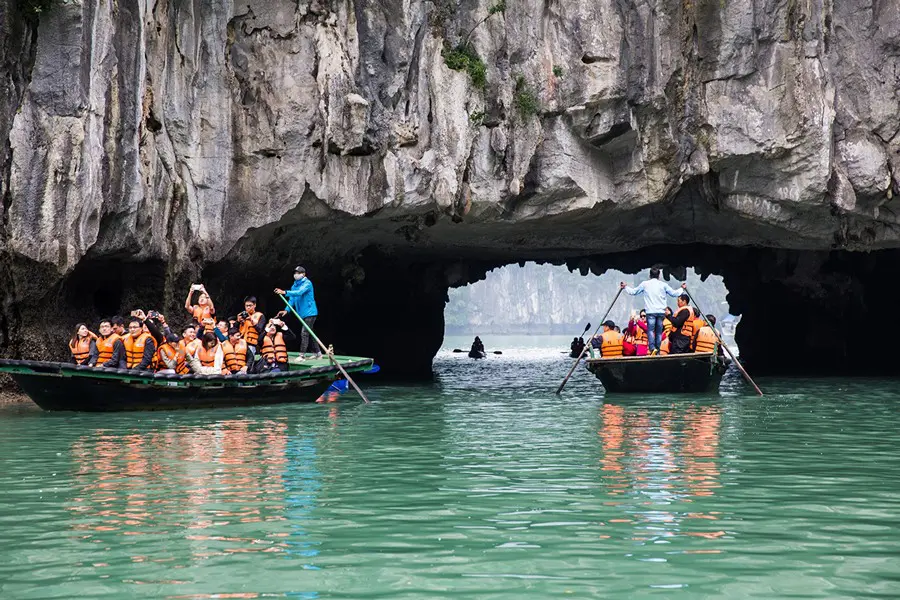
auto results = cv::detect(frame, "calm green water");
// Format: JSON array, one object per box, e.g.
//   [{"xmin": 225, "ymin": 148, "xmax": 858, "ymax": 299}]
[{"xmin": 1, "ymin": 336, "xmax": 898, "ymax": 599}]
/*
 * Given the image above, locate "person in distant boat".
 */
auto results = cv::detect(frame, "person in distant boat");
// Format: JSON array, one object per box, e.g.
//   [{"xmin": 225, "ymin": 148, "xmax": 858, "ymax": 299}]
[
  {"xmin": 237, "ymin": 296, "xmax": 266, "ymax": 355},
  {"xmin": 275, "ymin": 266, "xmax": 319, "ymax": 359},
  {"xmin": 693, "ymin": 314, "xmax": 721, "ymax": 355},
  {"xmin": 471, "ymin": 336, "xmax": 485, "ymax": 355},
  {"xmin": 69, "ymin": 323, "xmax": 97, "ymax": 366},
  {"xmin": 620, "ymin": 268, "xmax": 686, "ymax": 356},
  {"xmin": 570, "ymin": 336, "xmax": 585, "ymax": 357},
  {"xmin": 185, "ymin": 283, "xmax": 216, "ymax": 333},
  {"xmin": 597, "ymin": 321, "xmax": 624, "ymax": 358},
  {"xmin": 625, "ymin": 310, "xmax": 649, "ymax": 356},
  {"xmin": 122, "ymin": 317, "xmax": 156, "ymax": 370},
  {"xmin": 92, "ymin": 319, "xmax": 126, "ymax": 368},
  {"xmin": 667, "ymin": 295, "xmax": 695, "ymax": 354},
  {"xmin": 662, "ymin": 306, "xmax": 674, "ymax": 338}
]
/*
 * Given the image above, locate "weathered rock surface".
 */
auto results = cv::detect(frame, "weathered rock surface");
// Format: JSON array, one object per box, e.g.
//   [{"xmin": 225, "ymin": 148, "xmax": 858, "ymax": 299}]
[{"xmin": 0, "ymin": 0, "xmax": 899, "ymax": 377}]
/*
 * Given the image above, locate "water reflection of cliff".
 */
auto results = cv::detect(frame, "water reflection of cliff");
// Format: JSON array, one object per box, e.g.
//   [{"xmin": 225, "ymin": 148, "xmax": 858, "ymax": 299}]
[
  {"xmin": 599, "ymin": 402, "xmax": 725, "ymax": 542},
  {"xmin": 68, "ymin": 418, "xmax": 323, "ymax": 568}
]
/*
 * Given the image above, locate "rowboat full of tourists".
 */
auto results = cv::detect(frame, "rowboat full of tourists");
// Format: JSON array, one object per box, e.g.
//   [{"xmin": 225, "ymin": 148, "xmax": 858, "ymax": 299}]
[
  {"xmin": 0, "ymin": 353, "xmax": 374, "ymax": 412},
  {"xmin": 557, "ymin": 268, "xmax": 762, "ymax": 396}
]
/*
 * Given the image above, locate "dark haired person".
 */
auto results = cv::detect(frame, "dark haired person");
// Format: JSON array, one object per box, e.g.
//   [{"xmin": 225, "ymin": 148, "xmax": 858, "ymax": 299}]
[
  {"xmin": 184, "ymin": 283, "xmax": 216, "ymax": 333},
  {"xmin": 69, "ymin": 324, "xmax": 97, "ymax": 365},
  {"xmin": 620, "ymin": 268, "xmax": 686, "ymax": 356},
  {"xmin": 275, "ymin": 266, "xmax": 319, "ymax": 359},
  {"xmin": 122, "ymin": 318, "xmax": 156, "ymax": 370},
  {"xmin": 186, "ymin": 332, "xmax": 225, "ymax": 374},
  {"xmin": 222, "ymin": 328, "xmax": 250, "ymax": 374},
  {"xmin": 93, "ymin": 319, "xmax": 126, "ymax": 368},
  {"xmin": 111, "ymin": 315, "xmax": 126, "ymax": 337},
  {"xmin": 237, "ymin": 296, "xmax": 266, "ymax": 353},
  {"xmin": 693, "ymin": 314, "xmax": 721, "ymax": 355},
  {"xmin": 597, "ymin": 321, "xmax": 624, "ymax": 358},
  {"xmin": 668, "ymin": 295, "xmax": 696, "ymax": 355},
  {"xmin": 259, "ymin": 318, "xmax": 296, "ymax": 372}
]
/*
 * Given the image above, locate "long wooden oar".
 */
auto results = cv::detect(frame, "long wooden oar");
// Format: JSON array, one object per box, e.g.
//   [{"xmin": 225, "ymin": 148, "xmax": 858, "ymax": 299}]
[
  {"xmin": 684, "ymin": 288, "xmax": 763, "ymax": 396},
  {"xmin": 278, "ymin": 294, "xmax": 370, "ymax": 404},
  {"xmin": 556, "ymin": 289, "xmax": 623, "ymax": 394}
]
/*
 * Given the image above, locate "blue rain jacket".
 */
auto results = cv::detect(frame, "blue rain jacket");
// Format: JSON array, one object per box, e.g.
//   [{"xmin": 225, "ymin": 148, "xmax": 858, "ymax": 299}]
[{"xmin": 286, "ymin": 277, "xmax": 318, "ymax": 318}]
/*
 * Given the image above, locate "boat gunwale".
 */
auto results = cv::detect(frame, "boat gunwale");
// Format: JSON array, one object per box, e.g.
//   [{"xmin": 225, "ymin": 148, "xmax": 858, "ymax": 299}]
[{"xmin": 586, "ymin": 351, "xmax": 716, "ymax": 365}]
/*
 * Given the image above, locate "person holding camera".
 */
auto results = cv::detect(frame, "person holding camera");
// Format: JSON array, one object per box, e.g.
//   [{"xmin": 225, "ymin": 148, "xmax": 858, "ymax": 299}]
[
  {"xmin": 184, "ymin": 283, "xmax": 216, "ymax": 333},
  {"xmin": 275, "ymin": 266, "xmax": 319, "ymax": 359},
  {"xmin": 259, "ymin": 317, "xmax": 296, "ymax": 372},
  {"xmin": 237, "ymin": 296, "xmax": 266, "ymax": 353}
]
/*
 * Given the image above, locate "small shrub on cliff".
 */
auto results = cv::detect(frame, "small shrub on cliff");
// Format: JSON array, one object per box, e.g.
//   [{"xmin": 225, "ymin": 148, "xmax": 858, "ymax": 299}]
[
  {"xmin": 514, "ymin": 75, "xmax": 540, "ymax": 117},
  {"xmin": 443, "ymin": 44, "xmax": 487, "ymax": 89},
  {"xmin": 553, "ymin": 65, "xmax": 564, "ymax": 78}
]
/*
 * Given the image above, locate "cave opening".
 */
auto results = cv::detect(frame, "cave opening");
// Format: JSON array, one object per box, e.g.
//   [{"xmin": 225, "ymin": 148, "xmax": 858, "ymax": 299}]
[{"xmin": 441, "ymin": 263, "xmax": 739, "ymax": 361}]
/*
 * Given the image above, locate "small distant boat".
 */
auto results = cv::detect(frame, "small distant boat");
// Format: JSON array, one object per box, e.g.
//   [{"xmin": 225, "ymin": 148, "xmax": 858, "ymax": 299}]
[
  {"xmin": 468, "ymin": 350, "xmax": 485, "ymax": 359},
  {"xmin": 586, "ymin": 352, "xmax": 728, "ymax": 393},
  {"xmin": 0, "ymin": 353, "xmax": 374, "ymax": 412}
]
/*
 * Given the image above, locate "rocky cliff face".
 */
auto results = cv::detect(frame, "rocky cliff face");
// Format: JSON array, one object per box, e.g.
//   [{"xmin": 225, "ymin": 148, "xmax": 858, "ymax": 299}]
[{"xmin": 0, "ymin": 0, "xmax": 898, "ymax": 377}]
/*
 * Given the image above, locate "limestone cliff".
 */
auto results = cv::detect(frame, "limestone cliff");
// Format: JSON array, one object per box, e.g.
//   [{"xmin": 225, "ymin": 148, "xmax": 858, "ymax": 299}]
[{"xmin": 0, "ymin": 0, "xmax": 898, "ymax": 377}]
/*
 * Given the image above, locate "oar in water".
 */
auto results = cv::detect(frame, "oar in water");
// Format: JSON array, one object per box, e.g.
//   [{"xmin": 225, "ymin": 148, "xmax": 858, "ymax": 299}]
[
  {"xmin": 277, "ymin": 294, "xmax": 370, "ymax": 404},
  {"xmin": 556, "ymin": 290, "xmax": 623, "ymax": 394},
  {"xmin": 684, "ymin": 288, "xmax": 763, "ymax": 396}
]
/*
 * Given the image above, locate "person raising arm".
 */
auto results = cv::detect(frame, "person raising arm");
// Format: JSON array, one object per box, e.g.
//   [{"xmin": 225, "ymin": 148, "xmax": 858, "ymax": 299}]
[{"xmin": 185, "ymin": 283, "xmax": 216, "ymax": 332}]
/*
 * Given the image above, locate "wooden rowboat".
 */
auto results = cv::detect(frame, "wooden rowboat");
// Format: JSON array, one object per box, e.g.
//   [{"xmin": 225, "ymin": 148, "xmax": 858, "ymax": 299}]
[
  {"xmin": 0, "ymin": 353, "xmax": 374, "ymax": 412},
  {"xmin": 585, "ymin": 352, "xmax": 728, "ymax": 394}
]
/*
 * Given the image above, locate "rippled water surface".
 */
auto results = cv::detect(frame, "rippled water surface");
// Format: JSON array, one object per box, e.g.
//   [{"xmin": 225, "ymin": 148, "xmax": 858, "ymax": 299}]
[{"xmin": 1, "ymin": 335, "xmax": 898, "ymax": 599}]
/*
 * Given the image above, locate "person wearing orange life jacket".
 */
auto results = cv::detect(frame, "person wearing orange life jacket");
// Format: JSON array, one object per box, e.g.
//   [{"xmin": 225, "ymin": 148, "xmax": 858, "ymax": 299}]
[
  {"xmin": 222, "ymin": 328, "xmax": 251, "ymax": 374},
  {"xmin": 668, "ymin": 294, "xmax": 695, "ymax": 355},
  {"xmin": 660, "ymin": 336, "xmax": 670, "ymax": 355},
  {"xmin": 122, "ymin": 318, "xmax": 156, "ymax": 370},
  {"xmin": 690, "ymin": 310, "xmax": 707, "ymax": 351},
  {"xmin": 237, "ymin": 296, "xmax": 266, "ymax": 355},
  {"xmin": 591, "ymin": 320, "xmax": 624, "ymax": 358},
  {"xmin": 178, "ymin": 325, "xmax": 202, "ymax": 358},
  {"xmin": 69, "ymin": 323, "xmax": 98, "ymax": 366},
  {"xmin": 693, "ymin": 314, "xmax": 722, "ymax": 355},
  {"xmin": 157, "ymin": 336, "xmax": 190, "ymax": 374},
  {"xmin": 91, "ymin": 320, "xmax": 125, "ymax": 368},
  {"xmin": 259, "ymin": 318, "xmax": 296, "ymax": 372},
  {"xmin": 184, "ymin": 332, "xmax": 226, "ymax": 374},
  {"xmin": 184, "ymin": 283, "xmax": 216, "ymax": 333},
  {"xmin": 662, "ymin": 306, "xmax": 674, "ymax": 338}
]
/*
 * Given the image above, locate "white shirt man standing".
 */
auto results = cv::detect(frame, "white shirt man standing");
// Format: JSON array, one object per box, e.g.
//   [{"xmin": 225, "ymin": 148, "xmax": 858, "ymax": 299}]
[{"xmin": 620, "ymin": 267, "xmax": 685, "ymax": 355}]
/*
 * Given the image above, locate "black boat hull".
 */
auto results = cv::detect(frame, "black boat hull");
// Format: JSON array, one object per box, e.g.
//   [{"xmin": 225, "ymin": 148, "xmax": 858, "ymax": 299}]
[
  {"xmin": 468, "ymin": 351, "xmax": 485, "ymax": 359},
  {"xmin": 586, "ymin": 352, "xmax": 727, "ymax": 394},
  {"xmin": 12, "ymin": 372, "xmax": 327, "ymax": 411},
  {"xmin": 0, "ymin": 356, "xmax": 374, "ymax": 411}
]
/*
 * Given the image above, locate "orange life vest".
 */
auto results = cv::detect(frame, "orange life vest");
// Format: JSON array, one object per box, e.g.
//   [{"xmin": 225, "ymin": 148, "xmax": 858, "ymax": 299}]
[
  {"xmin": 261, "ymin": 332, "xmax": 288, "ymax": 364},
  {"xmin": 123, "ymin": 332, "xmax": 153, "ymax": 369},
  {"xmin": 222, "ymin": 340, "xmax": 248, "ymax": 372},
  {"xmin": 192, "ymin": 305, "xmax": 215, "ymax": 332},
  {"xmin": 179, "ymin": 338, "xmax": 201, "ymax": 357},
  {"xmin": 673, "ymin": 306, "xmax": 695, "ymax": 339},
  {"xmin": 599, "ymin": 330, "xmax": 624, "ymax": 358},
  {"xmin": 634, "ymin": 323, "xmax": 648, "ymax": 346},
  {"xmin": 663, "ymin": 318, "xmax": 673, "ymax": 335},
  {"xmin": 240, "ymin": 312, "xmax": 262, "ymax": 347},
  {"xmin": 694, "ymin": 326, "xmax": 718, "ymax": 354},
  {"xmin": 157, "ymin": 342, "xmax": 189, "ymax": 374},
  {"xmin": 197, "ymin": 343, "xmax": 220, "ymax": 367},
  {"xmin": 660, "ymin": 337, "xmax": 670, "ymax": 355},
  {"xmin": 95, "ymin": 334, "xmax": 120, "ymax": 365},
  {"xmin": 69, "ymin": 336, "xmax": 92, "ymax": 365}
]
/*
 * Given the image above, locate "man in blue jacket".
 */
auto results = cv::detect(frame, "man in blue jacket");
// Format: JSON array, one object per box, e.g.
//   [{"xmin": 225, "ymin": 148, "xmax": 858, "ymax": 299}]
[{"xmin": 275, "ymin": 266, "xmax": 320, "ymax": 358}]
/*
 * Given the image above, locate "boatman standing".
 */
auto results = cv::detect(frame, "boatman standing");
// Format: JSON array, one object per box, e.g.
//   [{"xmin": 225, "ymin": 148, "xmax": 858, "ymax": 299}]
[
  {"xmin": 620, "ymin": 268, "xmax": 686, "ymax": 355},
  {"xmin": 275, "ymin": 266, "xmax": 320, "ymax": 359}
]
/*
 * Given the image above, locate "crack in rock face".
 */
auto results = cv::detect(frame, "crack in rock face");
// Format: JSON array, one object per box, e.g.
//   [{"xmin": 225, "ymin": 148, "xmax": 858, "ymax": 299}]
[{"xmin": 0, "ymin": 0, "xmax": 898, "ymax": 377}]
